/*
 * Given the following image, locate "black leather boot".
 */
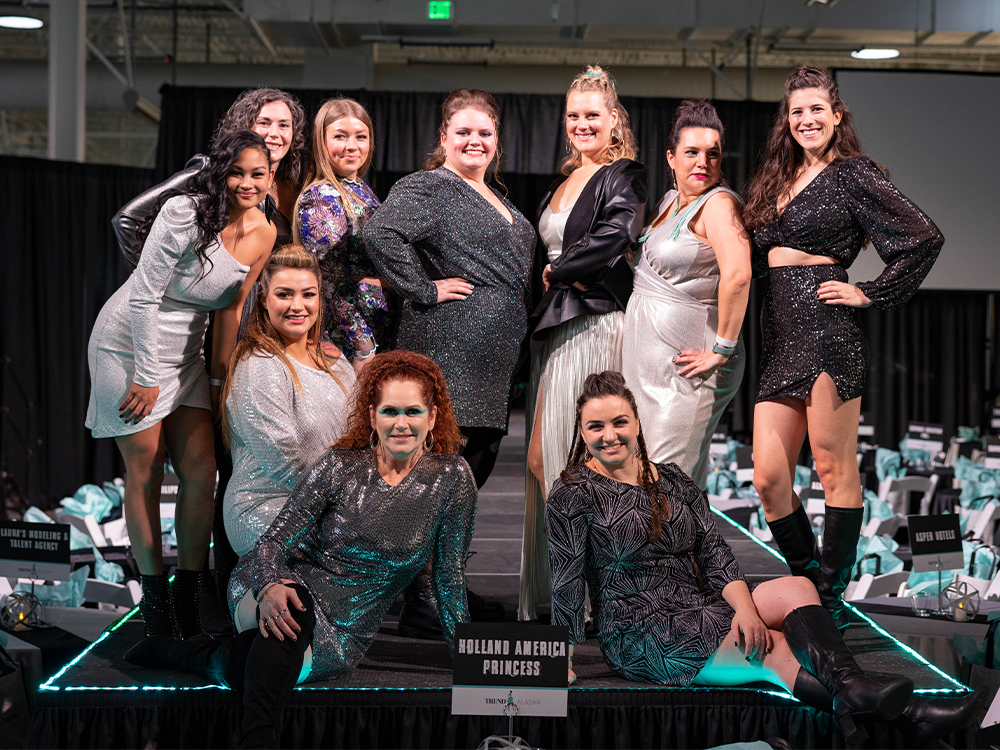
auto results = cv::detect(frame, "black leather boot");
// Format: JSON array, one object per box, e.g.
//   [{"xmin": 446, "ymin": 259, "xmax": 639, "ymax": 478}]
[
  {"xmin": 818, "ymin": 505, "xmax": 864, "ymax": 631},
  {"xmin": 783, "ymin": 604, "xmax": 913, "ymax": 744},
  {"xmin": 767, "ymin": 504, "xmax": 820, "ymax": 586},
  {"xmin": 124, "ymin": 633, "xmax": 235, "ymax": 685},
  {"xmin": 138, "ymin": 574, "xmax": 176, "ymax": 638},
  {"xmin": 398, "ymin": 568, "xmax": 444, "ymax": 641},
  {"xmin": 171, "ymin": 568, "xmax": 205, "ymax": 639}
]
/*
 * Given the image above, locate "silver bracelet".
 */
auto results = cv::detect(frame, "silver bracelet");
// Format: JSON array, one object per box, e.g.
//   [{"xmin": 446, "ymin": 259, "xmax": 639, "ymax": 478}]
[
  {"xmin": 354, "ymin": 345, "xmax": 377, "ymax": 360},
  {"xmin": 208, "ymin": 377, "xmax": 224, "ymax": 388}
]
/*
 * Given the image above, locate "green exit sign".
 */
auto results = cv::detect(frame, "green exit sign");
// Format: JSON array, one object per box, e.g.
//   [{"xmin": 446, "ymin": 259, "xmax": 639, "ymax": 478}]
[{"xmin": 428, "ymin": 1, "xmax": 452, "ymax": 20}]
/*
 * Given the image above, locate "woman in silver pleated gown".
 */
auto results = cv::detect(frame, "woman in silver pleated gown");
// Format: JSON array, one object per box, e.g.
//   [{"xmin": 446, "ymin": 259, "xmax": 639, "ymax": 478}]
[
  {"xmin": 518, "ymin": 66, "xmax": 647, "ymax": 621},
  {"xmin": 622, "ymin": 100, "xmax": 751, "ymax": 490},
  {"xmin": 221, "ymin": 246, "xmax": 355, "ymax": 557}
]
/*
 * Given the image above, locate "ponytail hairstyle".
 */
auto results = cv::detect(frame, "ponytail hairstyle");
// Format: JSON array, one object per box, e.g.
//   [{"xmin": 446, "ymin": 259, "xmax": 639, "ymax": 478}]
[
  {"xmin": 744, "ymin": 66, "xmax": 869, "ymax": 229},
  {"xmin": 560, "ymin": 371, "xmax": 670, "ymax": 541},
  {"xmin": 424, "ymin": 88, "xmax": 506, "ymax": 192},
  {"xmin": 667, "ymin": 99, "xmax": 727, "ymax": 188},
  {"xmin": 561, "ymin": 65, "xmax": 637, "ymax": 175},
  {"xmin": 221, "ymin": 245, "xmax": 348, "ymax": 448},
  {"xmin": 131, "ymin": 130, "xmax": 271, "ymax": 271},
  {"xmin": 295, "ymin": 98, "xmax": 375, "ymax": 236}
]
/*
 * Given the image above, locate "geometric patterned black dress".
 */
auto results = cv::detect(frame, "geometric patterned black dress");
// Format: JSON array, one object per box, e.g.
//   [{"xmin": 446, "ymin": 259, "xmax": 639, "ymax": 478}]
[{"xmin": 546, "ymin": 462, "xmax": 745, "ymax": 686}]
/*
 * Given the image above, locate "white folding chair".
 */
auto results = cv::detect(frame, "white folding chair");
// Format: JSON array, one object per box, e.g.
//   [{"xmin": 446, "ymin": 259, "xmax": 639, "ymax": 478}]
[
  {"xmin": 54, "ymin": 509, "xmax": 108, "ymax": 547},
  {"xmin": 878, "ymin": 474, "xmax": 939, "ymax": 520},
  {"xmin": 964, "ymin": 501, "xmax": 1000, "ymax": 544},
  {"xmin": 846, "ymin": 571, "xmax": 911, "ymax": 601},
  {"xmin": 861, "ymin": 514, "xmax": 903, "ymax": 539},
  {"xmin": 83, "ymin": 578, "xmax": 141, "ymax": 612}
]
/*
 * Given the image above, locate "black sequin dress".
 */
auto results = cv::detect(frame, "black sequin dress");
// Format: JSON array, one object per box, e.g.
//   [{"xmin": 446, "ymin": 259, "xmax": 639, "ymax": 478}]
[
  {"xmin": 546, "ymin": 463, "xmax": 745, "ymax": 686},
  {"xmin": 751, "ymin": 157, "xmax": 943, "ymax": 402},
  {"xmin": 361, "ymin": 168, "xmax": 535, "ymax": 431}
]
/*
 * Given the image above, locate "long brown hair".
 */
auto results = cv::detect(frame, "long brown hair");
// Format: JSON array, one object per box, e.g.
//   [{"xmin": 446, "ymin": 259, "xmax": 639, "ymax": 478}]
[
  {"xmin": 424, "ymin": 88, "xmax": 506, "ymax": 192},
  {"xmin": 744, "ymin": 66, "xmax": 867, "ymax": 229},
  {"xmin": 212, "ymin": 87, "xmax": 307, "ymax": 188},
  {"xmin": 295, "ymin": 98, "xmax": 375, "ymax": 237},
  {"xmin": 221, "ymin": 245, "xmax": 347, "ymax": 447},
  {"xmin": 335, "ymin": 351, "xmax": 462, "ymax": 455},
  {"xmin": 561, "ymin": 65, "xmax": 638, "ymax": 176},
  {"xmin": 560, "ymin": 371, "xmax": 670, "ymax": 541}
]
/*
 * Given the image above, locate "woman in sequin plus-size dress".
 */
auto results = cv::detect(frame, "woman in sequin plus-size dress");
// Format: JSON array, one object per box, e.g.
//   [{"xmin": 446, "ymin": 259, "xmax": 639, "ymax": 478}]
[
  {"xmin": 743, "ymin": 67, "xmax": 943, "ymax": 629},
  {"xmin": 363, "ymin": 89, "xmax": 535, "ymax": 490},
  {"xmin": 296, "ymin": 98, "xmax": 393, "ymax": 373},
  {"xmin": 519, "ymin": 66, "xmax": 647, "ymax": 622},
  {"xmin": 221, "ymin": 246, "xmax": 355, "ymax": 557},
  {"xmin": 86, "ymin": 131, "xmax": 275, "ymax": 638},
  {"xmin": 622, "ymin": 100, "xmax": 751, "ymax": 491},
  {"xmin": 126, "ymin": 352, "xmax": 476, "ymax": 748}
]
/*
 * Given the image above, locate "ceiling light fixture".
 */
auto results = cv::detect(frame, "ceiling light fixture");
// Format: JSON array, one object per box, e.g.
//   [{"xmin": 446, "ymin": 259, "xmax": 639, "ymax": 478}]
[
  {"xmin": 0, "ymin": 15, "xmax": 43, "ymax": 30},
  {"xmin": 851, "ymin": 48, "xmax": 900, "ymax": 60}
]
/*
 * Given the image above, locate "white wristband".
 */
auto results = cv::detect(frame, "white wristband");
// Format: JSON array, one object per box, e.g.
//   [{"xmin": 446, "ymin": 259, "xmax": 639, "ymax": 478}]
[{"xmin": 715, "ymin": 335, "xmax": 738, "ymax": 349}]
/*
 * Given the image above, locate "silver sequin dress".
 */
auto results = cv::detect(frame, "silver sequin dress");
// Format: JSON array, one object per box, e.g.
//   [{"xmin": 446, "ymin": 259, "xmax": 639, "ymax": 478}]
[
  {"xmin": 222, "ymin": 353, "xmax": 356, "ymax": 556},
  {"xmin": 228, "ymin": 448, "xmax": 477, "ymax": 682},
  {"xmin": 622, "ymin": 188, "xmax": 745, "ymax": 489},
  {"xmin": 86, "ymin": 196, "xmax": 249, "ymax": 438},
  {"xmin": 361, "ymin": 168, "xmax": 535, "ymax": 430}
]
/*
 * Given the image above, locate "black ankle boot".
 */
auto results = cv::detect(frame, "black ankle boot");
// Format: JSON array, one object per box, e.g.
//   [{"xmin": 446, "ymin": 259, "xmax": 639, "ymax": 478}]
[
  {"xmin": 171, "ymin": 569, "xmax": 204, "ymax": 639},
  {"xmin": 124, "ymin": 633, "xmax": 233, "ymax": 685},
  {"xmin": 818, "ymin": 505, "xmax": 864, "ymax": 631},
  {"xmin": 896, "ymin": 685, "xmax": 987, "ymax": 746},
  {"xmin": 767, "ymin": 504, "xmax": 820, "ymax": 586},
  {"xmin": 467, "ymin": 586, "xmax": 506, "ymax": 622},
  {"xmin": 783, "ymin": 605, "xmax": 913, "ymax": 744},
  {"xmin": 398, "ymin": 569, "xmax": 444, "ymax": 641},
  {"xmin": 139, "ymin": 574, "xmax": 176, "ymax": 638}
]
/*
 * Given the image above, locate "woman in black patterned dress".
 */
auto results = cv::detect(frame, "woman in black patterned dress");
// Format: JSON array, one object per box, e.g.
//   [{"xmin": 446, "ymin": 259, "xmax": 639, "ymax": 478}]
[{"xmin": 546, "ymin": 371, "xmax": 981, "ymax": 745}]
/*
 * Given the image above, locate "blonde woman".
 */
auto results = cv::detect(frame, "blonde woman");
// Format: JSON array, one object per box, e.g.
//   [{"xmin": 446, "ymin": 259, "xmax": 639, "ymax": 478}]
[
  {"xmin": 221, "ymin": 246, "xmax": 355, "ymax": 557},
  {"xmin": 296, "ymin": 98, "xmax": 388, "ymax": 374},
  {"xmin": 519, "ymin": 66, "xmax": 648, "ymax": 621}
]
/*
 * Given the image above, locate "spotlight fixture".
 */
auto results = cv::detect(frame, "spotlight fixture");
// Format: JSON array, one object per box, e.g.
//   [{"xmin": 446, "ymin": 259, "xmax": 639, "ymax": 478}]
[
  {"xmin": 0, "ymin": 15, "xmax": 43, "ymax": 29},
  {"xmin": 851, "ymin": 48, "xmax": 901, "ymax": 60}
]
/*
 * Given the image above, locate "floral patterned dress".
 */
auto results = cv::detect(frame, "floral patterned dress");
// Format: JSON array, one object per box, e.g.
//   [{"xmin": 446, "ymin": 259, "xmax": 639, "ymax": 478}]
[{"xmin": 297, "ymin": 179, "xmax": 393, "ymax": 360}]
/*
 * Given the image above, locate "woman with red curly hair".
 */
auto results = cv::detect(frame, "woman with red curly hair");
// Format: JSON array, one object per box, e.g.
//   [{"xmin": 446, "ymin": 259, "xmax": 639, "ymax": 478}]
[{"xmin": 126, "ymin": 350, "xmax": 475, "ymax": 748}]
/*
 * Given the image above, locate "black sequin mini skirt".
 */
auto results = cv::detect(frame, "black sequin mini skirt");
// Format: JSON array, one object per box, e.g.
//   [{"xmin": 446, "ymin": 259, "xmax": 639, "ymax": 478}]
[{"xmin": 756, "ymin": 265, "xmax": 869, "ymax": 403}]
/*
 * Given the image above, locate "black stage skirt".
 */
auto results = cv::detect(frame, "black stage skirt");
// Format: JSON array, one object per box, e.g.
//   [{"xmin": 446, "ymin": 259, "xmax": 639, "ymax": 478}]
[{"xmin": 756, "ymin": 265, "xmax": 868, "ymax": 403}]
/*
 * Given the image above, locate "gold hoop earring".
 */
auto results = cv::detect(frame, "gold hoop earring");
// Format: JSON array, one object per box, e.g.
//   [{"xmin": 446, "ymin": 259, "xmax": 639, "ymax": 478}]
[
  {"xmin": 424, "ymin": 432, "xmax": 435, "ymax": 451},
  {"xmin": 369, "ymin": 430, "xmax": 377, "ymax": 450}
]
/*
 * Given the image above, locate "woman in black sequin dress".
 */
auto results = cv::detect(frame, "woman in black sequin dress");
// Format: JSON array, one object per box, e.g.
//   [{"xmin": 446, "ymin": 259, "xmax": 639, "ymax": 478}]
[
  {"xmin": 548, "ymin": 372, "xmax": 982, "ymax": 746},
  {"xmin": 743, "ymin": 67, "xmax": 943, "ymax": 629}
]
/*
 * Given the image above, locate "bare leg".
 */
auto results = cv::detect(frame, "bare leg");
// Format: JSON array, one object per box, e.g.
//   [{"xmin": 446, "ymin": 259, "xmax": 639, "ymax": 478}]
[
  {"xmin": 162, "ymin": 406, "xmax": 217, "ymax": 571},
  {"xmin": 752, "ymin": 398, "xmax": 808, "ymax": 521},
  {"xmin": 527, "ymin": 384, "xmax": 546, "ymax": 492},
  {"xmin": 115, "ymin": 426, "xmax": 167, "ymax": 575},
  {"xmin": 806, "ymin": 374, "xmax": 863, "ymax": 510}
]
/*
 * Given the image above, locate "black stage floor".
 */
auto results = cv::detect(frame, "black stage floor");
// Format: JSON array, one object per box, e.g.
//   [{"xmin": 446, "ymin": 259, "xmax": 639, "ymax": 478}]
[{"xmin": 27, "ymin": 414, "xmax": 980, "ymax": 748}]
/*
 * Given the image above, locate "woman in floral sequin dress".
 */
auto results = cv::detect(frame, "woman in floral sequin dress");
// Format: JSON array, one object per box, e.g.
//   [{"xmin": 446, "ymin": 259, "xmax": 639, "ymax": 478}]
[{"xmin": 296, "ymin": 98, "xmax": 392, "ymax": 375}]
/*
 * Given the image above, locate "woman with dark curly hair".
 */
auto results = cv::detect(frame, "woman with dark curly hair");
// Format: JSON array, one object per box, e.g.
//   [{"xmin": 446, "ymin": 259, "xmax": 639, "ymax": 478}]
[
  {"xmin": 743, "ymin": 67, "xmax": 943, "ymax": 631},
  {"xmin": 126, "ymin": 350, "xmax": 476, "ymax": 749},
  {"xmin": 86, "ymin": 131, "xmax": 275, "ymax": 639}
]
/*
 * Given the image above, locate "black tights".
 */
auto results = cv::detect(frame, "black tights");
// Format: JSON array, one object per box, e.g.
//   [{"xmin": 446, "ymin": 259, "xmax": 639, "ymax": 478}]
[
  {"xmin": 460, "ymin": 427, "xmax": 505, "ymax": 490},
  {"xmin": 223, "ymin": 584, "xmax": 316, "ymax": 749}
]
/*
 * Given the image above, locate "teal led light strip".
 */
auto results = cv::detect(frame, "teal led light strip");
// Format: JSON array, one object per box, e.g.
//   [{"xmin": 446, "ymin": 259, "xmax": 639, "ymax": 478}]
[
  {"xmin": 39, "ymin": 632, "xmax": 111, "ymax": 691},
  {"xmin": 710, "ymin": 505, "xmax": 786, "ymax": 561}
]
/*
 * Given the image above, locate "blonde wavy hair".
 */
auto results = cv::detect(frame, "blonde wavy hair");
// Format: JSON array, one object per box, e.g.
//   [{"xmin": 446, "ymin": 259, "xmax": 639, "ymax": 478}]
[{"xmin": 561, "ymin": 65, "xmax": 637, "ymax": 175}]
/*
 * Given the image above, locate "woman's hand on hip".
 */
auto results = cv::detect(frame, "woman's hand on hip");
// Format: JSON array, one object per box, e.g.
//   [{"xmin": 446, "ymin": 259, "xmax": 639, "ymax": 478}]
[
  {"xmin": 674, "ymin": 350, "xmax": 728, "ymax": 379},
  {"xmin": 118, "ymin": 383, "xmax": 159, "ymax": 425},
  {"xmin": 258, "ymin": 582, "xmax": 306, "ymax": 641},
  {"xmin": 434, "ymin": 277, "xmax": 473, "ymax": 303},
  {"xmin": 728, "ymin": 606, "xmax": 772, "ymax": 664},
  {"xmin": 817, "ymin": 281, "xmax": 871, "ymax": 308}
]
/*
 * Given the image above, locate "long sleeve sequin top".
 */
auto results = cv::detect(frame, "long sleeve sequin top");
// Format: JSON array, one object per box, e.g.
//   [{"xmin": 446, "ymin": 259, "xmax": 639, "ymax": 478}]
[
  {"xmin": 222, "ymin": 353, "xmax": 356, "ymax": 556},
  {"xmin": 362, "ymin": 168, "xmax": 535, "ymax": 430},
  {"xmin": 751, "ymin": 157, "xmax": 943, "ymax": 310},
  {"xmin": 233, "ymin": 447, "xmax": 477, "ymax": 681},
  {"xmin": 546, "ymin": 463, "xmax": 745, "ymax": 685},
  {"xmin": 297, "ymin": 180, "xmax": 382, "ymax": 352}
]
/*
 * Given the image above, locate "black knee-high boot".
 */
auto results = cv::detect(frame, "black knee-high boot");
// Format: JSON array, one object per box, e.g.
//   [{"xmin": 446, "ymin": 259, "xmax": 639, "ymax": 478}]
[
  {"xmin": 138, "ymin": 574, "xmax": 176, "ymax": 638},
  {"xmin": 767, "ymin": 504, "xmax": 820, "ymax": 585},
  {"xmin": 783, "ymin": 605, "xmax": 913, "ymax": 744},
  {"xmin": 398, "ymin": 564, "xmax": 444, "ymax": 641},
  {"xmin": 171, "ymin": 568, "xmax": 204, "ymax": 639},
  {"xmin": 818, "ymin": 505, "xmax": 864, "ymax": 631}
]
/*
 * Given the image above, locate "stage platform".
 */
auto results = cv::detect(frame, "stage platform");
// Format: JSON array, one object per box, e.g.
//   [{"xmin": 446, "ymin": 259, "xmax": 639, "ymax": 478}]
[{"xmin": 26, "ymin": 413, "xmax": 980, "ymax": 748}]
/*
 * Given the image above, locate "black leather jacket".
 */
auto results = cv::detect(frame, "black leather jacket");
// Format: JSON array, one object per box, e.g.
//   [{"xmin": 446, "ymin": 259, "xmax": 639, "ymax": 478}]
[{"xmin": 527, "ymin": 158, "xmax": 647, "ymax": 360}]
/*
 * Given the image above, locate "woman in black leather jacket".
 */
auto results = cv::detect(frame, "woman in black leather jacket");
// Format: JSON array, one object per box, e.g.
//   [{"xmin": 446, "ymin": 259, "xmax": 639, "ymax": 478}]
[{"xmin": 518, "ymin": 66, "xmax": 647, "ymax": 621}]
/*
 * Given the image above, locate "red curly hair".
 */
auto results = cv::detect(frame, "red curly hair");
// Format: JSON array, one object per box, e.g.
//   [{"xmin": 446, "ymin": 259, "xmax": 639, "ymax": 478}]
[{"xmin": 335, "ymin": 351, "xmax": 463, "ymax": 454}]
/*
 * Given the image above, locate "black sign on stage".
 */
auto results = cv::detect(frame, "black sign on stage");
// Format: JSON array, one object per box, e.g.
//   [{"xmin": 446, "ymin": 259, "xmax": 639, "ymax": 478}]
[
  {"xmin": 906, "ymin": 421, "xmax": 945, "ymax": 454},
  {"xmin": 452, "ymin": 622, "xmax": 568, "ymax": 717},
  {"xmin": 985, "ymin": 436, "xmax": 1000, "ymax": 470},
  {"xmin": 908, "ymin": 514, "xmax": 964, "ymax": 573},
  {"xmin": 0, "ymin": 520, "xmax": 72, "ymax": 581}
]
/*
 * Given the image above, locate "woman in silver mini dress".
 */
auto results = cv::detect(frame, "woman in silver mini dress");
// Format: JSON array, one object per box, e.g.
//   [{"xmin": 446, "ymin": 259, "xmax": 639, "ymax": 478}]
[
  {"xmin": 86, "ymin": 131, "xmax": 275, "ymax": 637},
  {"xmin": 221, "ymin": 246, "xmax": 355, "ymax": 557}
]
